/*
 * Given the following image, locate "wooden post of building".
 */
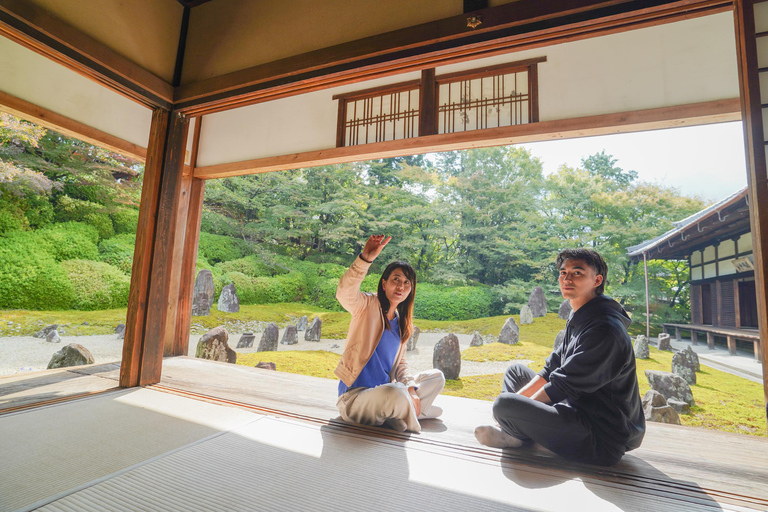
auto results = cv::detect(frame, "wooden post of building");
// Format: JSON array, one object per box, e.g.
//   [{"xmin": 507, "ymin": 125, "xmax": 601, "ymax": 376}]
[
  {"xmin": 120, "ymin": 109, "xmax": 190, "ymax": 387},
  {"xmin": 643, "ymin": 251, "xmax": 650, "ymax": 340},
  {"xmin": 734, "ymin": 0, "xmax": 768, "ymax": 430}
]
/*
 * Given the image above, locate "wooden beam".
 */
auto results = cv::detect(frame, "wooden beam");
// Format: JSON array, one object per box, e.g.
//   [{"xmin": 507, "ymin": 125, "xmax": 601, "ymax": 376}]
[
  {"xmin": 419, "ymin": 69, "xmax": 437, "ymax": 137},
  {"xmin": 733, "ymin": 0, "xmax": 768, "ymax": 430},
  {"xmin": 174, "ymin": 0, "xmax": 731, "ymax": 115},
  {"xmin": 0, "ymin": 90, "xmax": 147, "ymax": 161},
  {"xmin": 0, "ymin": 0, "xmax": 173, "ymax": 109},
  {"xmin": 194, "ymin": 98, "xmax": 741, "ymax": 180}
]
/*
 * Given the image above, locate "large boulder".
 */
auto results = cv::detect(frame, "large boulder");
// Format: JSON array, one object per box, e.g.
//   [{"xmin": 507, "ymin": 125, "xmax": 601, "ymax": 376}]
[
  {"xmin": 528, "ymin": 286, "xmax": 547, "ymax": 317},
  {"xmin": 34, "ymin": 324, "xmax": 59, "ymax": 339},
  {"xmin": 642, "ymin": 390, "xmax": 681, "ymax": 424},
  {"xmin": 192, "ymin": 269, "xmax": 215, "ymax": 316},
  {"xmin": 280, "ymin": 325, "xmax": 298, "ymax": 345},
  {"xmin": 296, "ymin": 315, "xmax": 308, "ymax": 331},
  {"xmin": 671, "ymin": 350, "xmax": 697, "ymax": 385},
  {"xmin": 519, "ymin": 305, "xmax": 533, "ymax": 325},
  {"xmin": 195, "ymin": 326, "xmax": 236, "ymax": 363},
  {"xmin": 305, "ymin": 317, "xmax": 322, "ymax": 341},
  {"xmin": 558, "ymin": 300, "xmax": 572, "ymax": 320},
  {"xmin": 498, "ymin": 317, "xmax": 519, "ymax": 345},
  {"xmin": 657, "ymin": 332, "xmax": 672, "ymax": 351},
  {"xmin": 645, "ymin": 370, "xmax": 694, "ymax": 406},
  {"xmin": 257, "ymin": 323, "xmax": 279, "ymax": 352},
  {"xmin": 46, "ymin": 329, "xmax": 61, "ymax": 344},
  {"xmin": 433, "ymin": 333, "xmax": 461, "ymax": 380},
  {"xmin": 553, "ymin": 329, "xmax": 566, "ymax": 351},
  {"xmin": 634, "ymin": 335, "xmax": 649, "ymax": 359},
  {"xmin": 407, "ymin": 326, "xmax": 420, "ymax": 351},
  {"xmin": 217, "ymin": 283, "xmax": 240, "ymax": 313},
  {"xmin": 48, "ymin": 343, "xmax": 94, "ymax": 369},
  {"xmin": 681, "ymin": 345, "xmax": 700, "ymax": 372},
  {"xmin": 236, "ymin": 332, "xmax": 256, "ymax": 349},
  {"xmin": 470, "ymin": 332, "xmax": 483, "ymax": 347}
]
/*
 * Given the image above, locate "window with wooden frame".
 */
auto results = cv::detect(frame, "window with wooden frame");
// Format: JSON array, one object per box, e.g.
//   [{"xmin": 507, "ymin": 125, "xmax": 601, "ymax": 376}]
[{"xmin": 334, "ymin": 57, "xmax": 544, "ymax": 147}]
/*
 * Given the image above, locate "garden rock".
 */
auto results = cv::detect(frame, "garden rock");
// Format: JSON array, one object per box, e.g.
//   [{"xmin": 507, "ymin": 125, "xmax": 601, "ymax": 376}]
[
  {"xmin": 519, "ymin": 305, "xmax": 533, "ymax": 325},
  {"xmin": 672, "ymin": 350, "xmax": 697, "ymax": 385},
  {"xmin": 192, "ymin": 269, "xmax": 215, "ymax": 316},
  {"xmin": 407, "ymin": 326, "xmax": 420, "ymax": 351},
  {"xmin": 257, "ymin": 323, "xmax": 279, "ymax": 351},
  {"xmin": 682, "ymin": 345, "xmax": 700, "ymax": 372},
  {"xmin": 255, "ymin": 362, "xmax": 276, "ymax": 371},
  {"xmin": 296, "ymin": 315, "xmax": 308, "ymax": 331},
  {"xmin": 115, "ymin": 324, "xmax": 126, "ymax": 336},
  {"xmin": 34, "ymin": 324, "xmax": 58, "ymax": 339},
  {"xmin": 281, "ymin": 325, "xmax": 298, "ymax": 345},
  {"xmin": 667, "ymin": 399, "xmax": 690, "ymax": 414},
  {"xmin": 634, "ymin": 335, "xmax": 649, "ymax": 359},
  {"xmin": 195, "ymin": 326, "xmax": 236, "ymax": 364},
  {"xmin": 46, "ymin": 330, "xmax": 61, "ymax": 344},
  {"xmin": 217, "ymin": 283, "xmax": 240, "ymax": 313},
  {"xmin": 645, "ymin": 370, "xmax": 694, "ymax": 406},
  {"xmin": 305, "ymin": 317, "xmax": 322, "ymax": 341},
  {"xmin": 236, "ymin": 332, "xmax": 256, "ymax": 349},
  {"xmin": 470, "ymin": 332, "xmax": 483, "ymax": 347},
  {"xmin": 641, "ymin": 390, "xmax": 680, "ymax": 424},
  {"xmin": 528, "ymin": 286, "xmax": 547, "ymax": 317},
  {"xmin": 498, "ymin": 317, "xmax": 519, "ymax": 345},
  {"xmin": 553, "ymin": 330, "xmax": 566, "ymax": 351},
  {"xmin": 433, "ymin": 333, "xmax": 461, "ymax": 380},
  {"xmin": 47, "ymin": 343, "xmax": 94, "ymax": 369},
  {"xmin": 558, "ymin": 300, "xmax": 572, "ymax": 320},
  {"xmin": 657, "ymin": 333, "xmax": 672, "ymax": 351}
]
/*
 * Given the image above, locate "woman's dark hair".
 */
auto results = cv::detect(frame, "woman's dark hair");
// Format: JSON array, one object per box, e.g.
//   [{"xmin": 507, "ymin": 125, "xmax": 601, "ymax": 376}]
[
  {"xmin": 377, "ymin": 260, "xmax": 417, "ymax": 343},
  {"xmin": 556, "ymin": 248, "xmax": 608, "ymax": 295}
]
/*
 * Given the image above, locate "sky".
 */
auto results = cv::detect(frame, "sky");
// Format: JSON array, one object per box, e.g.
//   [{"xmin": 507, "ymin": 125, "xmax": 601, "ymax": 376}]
[{"xmin": 519, "ymin": 121, "xmax": 748, "ymax": 204}]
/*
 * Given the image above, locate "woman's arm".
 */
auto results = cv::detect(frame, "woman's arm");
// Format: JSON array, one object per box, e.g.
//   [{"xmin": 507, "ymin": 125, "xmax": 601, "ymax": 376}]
[{"xmin": 335, "ymin": 235, "xmax": 391, "ymax": 314}]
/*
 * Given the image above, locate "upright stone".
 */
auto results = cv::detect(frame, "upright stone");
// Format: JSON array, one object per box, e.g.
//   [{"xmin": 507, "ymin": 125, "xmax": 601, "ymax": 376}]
[
  {"xmin": 47, "ymin": 343, "xmax": 95, "ymax": 369},
  {"xmin": 553, "ymin": 330, "xmax": 566, "ymax": 351},
  {"xmin": 296, "ymin": 315, "xmax": 308, "ymax": 331},
  {"xmin": 642, "ymin": 390, "xmax": 680, "ymax": 425},
  {"xmin": 257, "ymin": 323, "xmax": 279, "ymax": 351},
  {"xmin": 519, "ymin": 305, "xmax": 533, "ymax": 325},
  {"xmin": 115, "ymin": 324, "xmax": 126, "ymax": 336},
  {"xmin": 671, "ymin": 350, "xmax": 697, "ymax": 385},
  {"xmin": 407, "ymin": 326, "xmax": 421, "ymax": 351},
  {"xmin": 217, "ymin": 283, "xmax": 240, "ymax": 313},
  {"xmin": 34, "ymin": 324, "xmax": 59, "ymax": 339},
  {"xmin": 281, "ymin": 325, "xmax": 298, "ymax": 345},
  {"xmin": 305, "ymin": 317, "xmax": 322, "ymax": 341},
  {"xmin": 558, "ymin": 300, "xmax": 572, "ymax": 320},
  {"xmin": 470, "ymin": 332, "xmax": 483, "ymax": 347},
  {"xmin": 196, "ymin": 326, "xmax": 237, "ymax": 363},
  {"xmin": 528, "ymin": 286, "xmax": 547, "ymax": 317},
  {"xmin": 657, "ymin": 332, "xmax": 672, "ymax": 351},
  {"xmin": 682, "ymin": 345, "xmax": 700, "ymax": 371},
  {"xmin": 634, "ymin": 335, "xmax": 649, "ymax": 359},
  {"xmin": 46, "ymin": 330, "xmax": 61, "ymax": 344},
  {"xmin": 236, "ymin": 332, "xmax": 256, "ymax": 348},
  {"xmin": 498, "ymin": 317, "xmax": 519, "ymax": 345},
  {"xmin": 192, "ymin": 269, "xmax": 215, "ymax": 316},
  {"xmin": 645, "ymin": 370, "xmax": 694, "ymax": 406},
  {"xmin": 433, "ymin": 333, "xmax": 461, "ymax": 380}
]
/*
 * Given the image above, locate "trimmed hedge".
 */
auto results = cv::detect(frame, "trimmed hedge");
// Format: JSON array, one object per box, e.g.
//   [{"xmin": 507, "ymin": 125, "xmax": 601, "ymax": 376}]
[
  {"xmin": 98, "ymin": 233, "xmax": 136, "ymax": 274},
  {"xmin": 197, "ymin": 232, "xmax": 251, "ymax": 264},
  {"xmin": 110, "ymin": 208, "xmax": 139, "ymax": 234},
  {"xmin": 413, "ymin": 283, "xmax": 494, "ymax": 321},
  {"xmin": 0, "ymin": 245, "xmax": 74, "ymax": 309},
  {"xmin": 215, "ymin": 254, "xmax": 288, "ymax": 278},
  {"xmin": 61, "ymin": 259, "xmax": 130, "ymax": 310}
]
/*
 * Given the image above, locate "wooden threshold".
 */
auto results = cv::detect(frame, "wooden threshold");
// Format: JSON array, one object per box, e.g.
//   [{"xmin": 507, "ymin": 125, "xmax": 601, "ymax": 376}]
[
  {"xmin": 195, "ymin": 98, "xmax": 741, "ymax": 180},
  {"xmin": 0, "ymin": 90, "xmax": 147, "ymax": 161}
]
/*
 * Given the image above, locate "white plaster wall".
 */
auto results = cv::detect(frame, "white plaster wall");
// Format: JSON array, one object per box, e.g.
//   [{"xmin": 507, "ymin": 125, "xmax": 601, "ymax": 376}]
[
  {"xmin": 0, "ymin": 36, "xmax": 152, "ymax": 148},
  {"xmin": 197, "ymin": 12, "xmax": 739, "ymax": 168}
]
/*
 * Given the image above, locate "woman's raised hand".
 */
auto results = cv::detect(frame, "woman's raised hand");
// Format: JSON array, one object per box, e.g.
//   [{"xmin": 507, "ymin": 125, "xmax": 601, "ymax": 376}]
[{"xmin": 361, "ymin": 235, "xmax": 391, "ymax": 262}]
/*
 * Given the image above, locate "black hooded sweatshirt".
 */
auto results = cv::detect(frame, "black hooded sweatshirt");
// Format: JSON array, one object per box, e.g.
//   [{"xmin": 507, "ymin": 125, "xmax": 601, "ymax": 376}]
[{"xmin": 539, "ymin": 294, "xmax": 645, "ymax": 455}]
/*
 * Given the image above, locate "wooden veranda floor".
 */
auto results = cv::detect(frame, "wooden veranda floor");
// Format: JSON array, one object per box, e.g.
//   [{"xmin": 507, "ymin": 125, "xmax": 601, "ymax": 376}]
[{"xmin": 1, "ymin": 356, "xmax": 767, "ymax": 511}]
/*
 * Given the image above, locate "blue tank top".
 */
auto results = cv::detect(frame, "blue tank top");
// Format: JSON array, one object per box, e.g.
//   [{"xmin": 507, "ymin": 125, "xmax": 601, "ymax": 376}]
[{"xmin": 338, "ymin": 316, "xmax": 401, "ymax": 396}]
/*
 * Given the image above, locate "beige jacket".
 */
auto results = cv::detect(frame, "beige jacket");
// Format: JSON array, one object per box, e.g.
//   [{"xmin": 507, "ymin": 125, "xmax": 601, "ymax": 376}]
[{"xmin": 334, "ymin": 256, "xmax": 415, "ymax": 388}]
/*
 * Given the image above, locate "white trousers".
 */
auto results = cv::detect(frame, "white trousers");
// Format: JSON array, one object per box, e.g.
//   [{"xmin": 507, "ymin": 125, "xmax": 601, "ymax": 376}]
[{"xmin": 336, "ymin": 369, "xmax": 445, "ymax": 433}]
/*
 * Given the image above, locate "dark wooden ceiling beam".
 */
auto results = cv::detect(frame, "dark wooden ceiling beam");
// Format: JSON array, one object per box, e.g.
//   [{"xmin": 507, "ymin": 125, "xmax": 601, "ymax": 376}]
[
  {"xmin": 0, "ymin": 0, "xmax": 173, "ymax": 109},
  {"xmin": 174, "ymin": 0, "xmax": 732, "ymax": 115}
]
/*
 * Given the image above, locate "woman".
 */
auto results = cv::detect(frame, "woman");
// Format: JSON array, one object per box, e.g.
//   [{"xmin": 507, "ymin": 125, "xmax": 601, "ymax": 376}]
[{"xmin": 335, "ymin": 235, "xmax": 445, "ymax": 432}]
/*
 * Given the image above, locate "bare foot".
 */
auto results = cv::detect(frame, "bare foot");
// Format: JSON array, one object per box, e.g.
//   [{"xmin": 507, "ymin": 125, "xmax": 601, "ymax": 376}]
[{"xmin": 474, "ymin": 425, "xmax": 524, "ymax": 448}]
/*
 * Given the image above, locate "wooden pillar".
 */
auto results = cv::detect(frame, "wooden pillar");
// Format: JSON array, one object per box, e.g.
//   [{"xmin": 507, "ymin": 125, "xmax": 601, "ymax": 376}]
[
  {"xmin": 691, "ymin": 330, "xmax": 698, "ymax": 345},
  {"xmin": 120, "ymin": 109, "xmax": 190, "ymax": 387},
  {"xmin": 675, "ymin": 327, "xmax": 681, "ymax": 341},
  {"xmin": 707, "ymin": 332, "xmax": 715, "ymax": 350},
  {"xmin": 734, "ymin": 0, "xmax": 768, "ymax": 429},
  {"xmin": 419, "ymin": 69, "xmax": 437, "ymax": 137},
  {"xmin": 727, "ymin": 335, "xmax": 737, "ymax": 355}
]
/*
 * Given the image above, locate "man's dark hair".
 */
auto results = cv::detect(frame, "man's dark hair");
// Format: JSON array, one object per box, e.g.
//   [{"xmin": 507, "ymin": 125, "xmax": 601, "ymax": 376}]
[{"xmin": 556, "ymin": 248, "xmax": 608, "ymax": 295}]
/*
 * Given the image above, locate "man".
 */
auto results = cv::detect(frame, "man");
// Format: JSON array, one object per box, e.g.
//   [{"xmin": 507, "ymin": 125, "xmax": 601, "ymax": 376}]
[{"xmin": 475, "ymin": 248, "xmax": 645, "ymax": 466}]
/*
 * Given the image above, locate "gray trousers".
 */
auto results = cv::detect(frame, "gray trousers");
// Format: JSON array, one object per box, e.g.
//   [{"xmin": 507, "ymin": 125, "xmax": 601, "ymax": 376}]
[{"xmin": 493, "ymin": 363, "xmax": 621, "ymax": 466}]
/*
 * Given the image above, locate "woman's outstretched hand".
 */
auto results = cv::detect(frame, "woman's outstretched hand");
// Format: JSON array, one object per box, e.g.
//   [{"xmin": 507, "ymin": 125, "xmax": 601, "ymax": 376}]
[{"xmin": 361, "ymin": 235, "xmax": 391, "ymax": 262}]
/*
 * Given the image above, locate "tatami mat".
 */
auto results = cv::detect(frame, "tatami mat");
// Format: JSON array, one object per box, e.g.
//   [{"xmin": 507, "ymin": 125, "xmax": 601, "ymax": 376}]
[
  {"xmin": 32, "ymin": 415, "xmax": 739, "ymax": 512},
  {"xmin": 0, "ymin": 388, "xmax": 262, "ymax": 512}
]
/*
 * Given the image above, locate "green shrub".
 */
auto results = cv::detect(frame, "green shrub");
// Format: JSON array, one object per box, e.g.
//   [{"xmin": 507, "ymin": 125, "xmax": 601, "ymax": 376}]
[
  {"xmin": 0, "ymin": 245, "xmax": 74, "ymax": 309},
  {"xmin": 312, "ymin": 277, "xmax": 344, "ymax": 311},
  {"xmin": 414, "ymin": 283, "xmax": 493, "ymax": 321},
  {"xmin": 200, "ymin": 210, "xmax": 241, "ymax": 237},
  {"xmin": 0, "ymin": 208, "xmax": 24, "ymax": 234},
  {"xmin": 275, "ymin": 271, "xmax": 308, "ymax": 302},
  {"xmin": 215, "ymin": 254, "xmax": 287, "ymax": 278},
  {"xmin": 61, "ymin": 259, "xmax": 130, "ymax": 310},
  {"xmin": 83, "ymin": 212, "xmax": 115, "ymax": 240},
  {"xmin": 110, "ymin": 208, "xmax": 139, "ymax": 234},
  {"xmin": 35, "ymin": 222, "xmax": 100, "ymax": 261},
  {"xmin": 197, "ymin": 232, "xmax": 251, "ymax": 264},
  {"xmin": 98, "ymin": 233, "xmax": 136, "ymax": 274}
]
